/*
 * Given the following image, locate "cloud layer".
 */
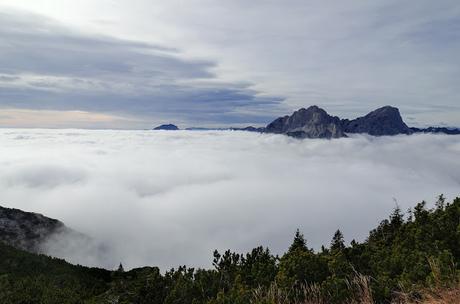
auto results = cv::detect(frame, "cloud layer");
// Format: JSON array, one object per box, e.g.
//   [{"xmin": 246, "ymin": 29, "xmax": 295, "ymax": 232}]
[{"xmin": 0, "ymin": 130, "xmax": 459, "ymax": 270}]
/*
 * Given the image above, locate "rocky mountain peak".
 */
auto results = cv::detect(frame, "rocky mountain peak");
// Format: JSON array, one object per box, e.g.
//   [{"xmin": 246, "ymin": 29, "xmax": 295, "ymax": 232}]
[
  {"xmin": 342, "ymin": 106, "xmax": 412, "ymax": 136},
  {"xmin": 265, "ymin": 105, "xmax": 346, "ymax": 139},
  {"xmin": 153, "ymin": 124, "xmax": 179, "ymax": 130}
]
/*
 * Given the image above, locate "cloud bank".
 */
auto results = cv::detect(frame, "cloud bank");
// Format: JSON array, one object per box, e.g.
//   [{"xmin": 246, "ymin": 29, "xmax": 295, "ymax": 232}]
[{"xmin": 0, "ymin": 130, "xmax": 459, "ymax": 270}]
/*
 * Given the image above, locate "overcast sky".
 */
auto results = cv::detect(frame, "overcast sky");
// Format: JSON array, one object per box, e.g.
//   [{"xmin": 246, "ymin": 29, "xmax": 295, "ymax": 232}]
[{"xmin": 0, "ymin": 0, "xmax": 459, "ymax": 128}]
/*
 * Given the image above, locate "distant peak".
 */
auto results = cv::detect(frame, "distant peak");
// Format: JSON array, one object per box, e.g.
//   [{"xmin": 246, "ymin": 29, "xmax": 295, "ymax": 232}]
[
  {"xmin": 265, "ymin": 105, "xmax": 345, "ymax": 138},
  {"xmin": 378, "ymin": 105, "xmax": 396, "ymax": 109},
  {"xmin": 343, "ymin": 105, "xmax": 411, "ymax": 136},
  {"xmin": 153, "ymin": 124, "xmax": 179, "ymax": 131},
  {"xmin": 307, "ymin": 105, "xmax": 321, "ymax": 110},
  {"xmin": 297, "ymin": 105, "xmax": 322, "ymax": 112},
  {"xmin": 293, "ymin": 105, "xmax": 328, "ymax": 117},
  {"xmin": 369, "ymin": 106, "xmax": 400, "ymax": 115}
]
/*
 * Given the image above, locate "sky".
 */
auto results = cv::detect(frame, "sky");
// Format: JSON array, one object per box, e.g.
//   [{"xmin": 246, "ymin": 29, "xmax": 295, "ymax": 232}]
[
  {"xmin": 1, "ymin": 129, "xmax": 459, "ymax": 270},
  {"xmin": 0, "ymin": 0, "xmax": 459, "ymax": 128}
]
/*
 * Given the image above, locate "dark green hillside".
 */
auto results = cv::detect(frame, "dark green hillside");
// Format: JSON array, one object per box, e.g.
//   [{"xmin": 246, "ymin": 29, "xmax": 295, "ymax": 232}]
[
  {"xmin": 0, "ymin": 241, "xmax": 111, "ymax": 303},
  {"xmin": 1, "ymin": 196, "xmax": 459, "ymax": 303}
]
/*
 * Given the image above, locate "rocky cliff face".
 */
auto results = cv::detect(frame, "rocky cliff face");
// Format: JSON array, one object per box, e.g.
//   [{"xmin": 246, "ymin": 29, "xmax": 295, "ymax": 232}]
[
  {"xmin": 0, "ymin": 205, "xmax": 111, "ymax": 267},
  {"xmin": 342, "ymin": 106, "xmax": 412, "ymax": 136},
  {"xmin": 0, "ymin": 206, "xmax": 65, "ymax": 252},
  {"xmin": 265, "ymin": 106, "xmax": 346, "ymax": 139}
]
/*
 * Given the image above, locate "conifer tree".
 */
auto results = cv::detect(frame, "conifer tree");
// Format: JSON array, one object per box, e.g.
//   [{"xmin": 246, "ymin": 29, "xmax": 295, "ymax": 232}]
[
  {"xmin": 117, "ymin": 263, "xmax": 124, "ymax": 272},
  {"xmin": 330, "ymin": 229, "xmax": 345, "ymax": 252},
  {"xmin": 288, "ymin": 229, "xmax": 308, "ymax": 253}
]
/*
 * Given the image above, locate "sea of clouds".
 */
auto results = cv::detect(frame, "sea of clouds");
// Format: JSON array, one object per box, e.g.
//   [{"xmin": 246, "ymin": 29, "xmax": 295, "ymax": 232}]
[{"xmin": 0, "ymin": 129, "xmax": 459, "ymax": 270}]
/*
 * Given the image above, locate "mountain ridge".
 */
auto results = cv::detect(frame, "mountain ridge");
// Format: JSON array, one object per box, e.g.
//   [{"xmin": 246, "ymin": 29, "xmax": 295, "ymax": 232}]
[{"xmin": 152, "ymin": 105, "xmax": 460, "ymax": 138}]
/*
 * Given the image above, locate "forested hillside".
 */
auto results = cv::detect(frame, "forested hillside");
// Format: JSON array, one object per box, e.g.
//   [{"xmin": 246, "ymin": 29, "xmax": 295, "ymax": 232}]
[{"xmin": 1, "ymin": 196, "xmax": 459, "ymax": 304}]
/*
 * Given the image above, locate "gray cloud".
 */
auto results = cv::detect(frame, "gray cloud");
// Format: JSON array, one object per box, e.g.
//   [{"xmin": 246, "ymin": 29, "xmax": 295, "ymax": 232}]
[
  {"xmin": 2, "ymin": 2, "xmax": 460, "ymax": 127},
  {"xmin": 0, "ymin": 11, "xmax": 206, "ymax": 78},
  {"xmin": 108, "ymin": 0, "xmax": 459, "ymax": 126},
  {"xmin": 0, "ymin": 10, "xmax": 283, "ymax": 126},
  {"xmin": 0, "ymin": 130, "xmax": 459, "ymax": 270}
]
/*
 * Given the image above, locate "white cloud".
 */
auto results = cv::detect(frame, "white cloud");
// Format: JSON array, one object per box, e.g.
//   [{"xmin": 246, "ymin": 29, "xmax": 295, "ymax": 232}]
[{"xmin": 0, "ymin": 130, "xmax": 459, "ymax": 270}]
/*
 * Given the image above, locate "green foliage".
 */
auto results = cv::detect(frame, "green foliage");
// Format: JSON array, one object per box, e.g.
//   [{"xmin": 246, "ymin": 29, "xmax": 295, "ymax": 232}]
[
  {"xmin": 330, "ymin": 230, "xmax": 345, "ymax": 253},
  {"xmin": 288, "ymin": 229, "xmax": 308, "ymax": 253},
  {"xmin": 0, "ymin": 196, "xmax": 459, "ymax": 303},
  {"xmin": 277, "ymin": 247, "xmax": 328, "ymax": 289},
  {"xmin": 0, "ymin": 241, "xmax": 110, "ymax": 303}
]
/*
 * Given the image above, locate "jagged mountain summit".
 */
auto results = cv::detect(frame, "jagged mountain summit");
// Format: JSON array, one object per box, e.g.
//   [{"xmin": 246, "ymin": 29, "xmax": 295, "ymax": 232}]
[
  {"xmin": 342, "ymin": 106, "xmax": 412, "ymax": 136},
  {"xmin": 265, "ymin": 105, "xmax": 345, "ymax": 139},
  {"xmin": 264, "ymin": 105, "xmax": 425, "ymax": 138}
]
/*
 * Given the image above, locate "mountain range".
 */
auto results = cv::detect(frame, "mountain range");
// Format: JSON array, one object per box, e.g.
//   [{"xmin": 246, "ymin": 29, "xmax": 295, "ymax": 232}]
[
  {"xmin": 265, "ymin": 105, "xmax": 415, "ymax": 138},
  {"xmin": 154, "ymin": 105, "xmax": 460, "ymax": 139}
]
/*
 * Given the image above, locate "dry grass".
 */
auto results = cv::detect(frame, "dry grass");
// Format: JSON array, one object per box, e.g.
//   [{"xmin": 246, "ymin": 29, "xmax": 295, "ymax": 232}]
[
  {"xmin": 394, "ymin": 258, "xmax": 460, "ymax": 304},
  {"xmin": 393, "ymin": 285, "xmax": 460, "ymax": 304},
  {"xmin": 251, "ymin": 274, "xmax": 373, "ymax": 304},
  {"xmin": 251, "ymin": 282, "xmax": 328, "ymax": 304},
  {"xmin": 252, "ymin": 282, "xmax": 289, "ymax": 304},
  {"xmin": 420, "ymin": 288, "xmax": 460, "ymax": 304},
  {"xmin": 252, "ymin": 257, "xmax": 460, "ymax": 304},
  {"xmin": 347, "ymin": 274, "xmax": 374, "ymax": 304},
  {"xmin": 251, "ymin": 273, "xmax": 460, "ymax": 304}
]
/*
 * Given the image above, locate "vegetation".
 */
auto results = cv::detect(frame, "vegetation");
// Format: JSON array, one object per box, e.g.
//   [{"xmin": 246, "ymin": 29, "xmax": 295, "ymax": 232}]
[{"xmin": 0, "ymin": 196, "xmax": 459, "ymax": 303}]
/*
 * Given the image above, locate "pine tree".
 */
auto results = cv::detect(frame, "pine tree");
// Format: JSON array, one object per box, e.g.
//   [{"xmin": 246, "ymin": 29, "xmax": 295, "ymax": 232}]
[
  {"xmin": 288, "ymin": 229, "xmax": 308, "ymax": 253},
  {"xmin": 330, "ymin": 229, "xmax": 345, "ymax": 252},
  {"xmin": 435, "ymin": 194, "xmax": 446, "ymax": 209},
  {"xmin": 117, "ymin": 263, "xmax": 124, "ymax": 272},
  {"xmin": 389, "ymin": 206, "xmax": 404, "ymax": 228}
]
